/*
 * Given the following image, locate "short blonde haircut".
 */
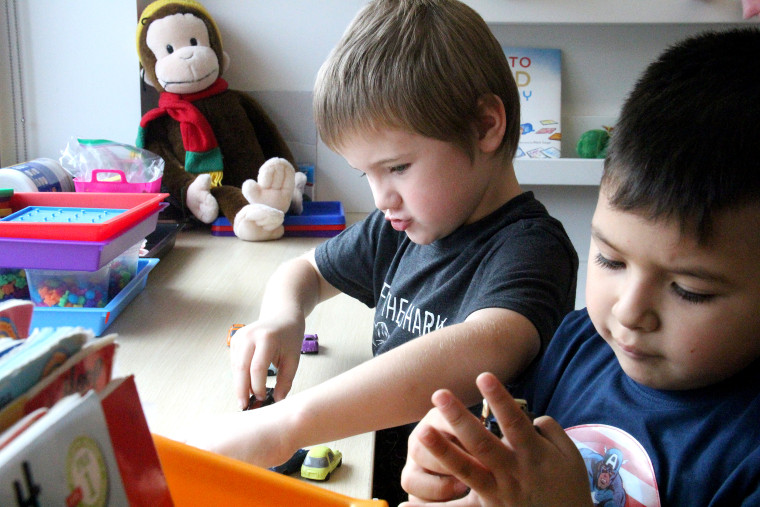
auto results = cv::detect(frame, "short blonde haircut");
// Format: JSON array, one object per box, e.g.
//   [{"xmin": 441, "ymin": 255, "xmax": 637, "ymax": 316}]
[{"xmin": 314, "ymin": 0, "xmax": 520, "ymax": 160}]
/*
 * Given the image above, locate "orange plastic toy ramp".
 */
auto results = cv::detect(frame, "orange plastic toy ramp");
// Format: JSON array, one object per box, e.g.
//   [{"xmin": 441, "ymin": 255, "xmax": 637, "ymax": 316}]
[{"xmin": 153, "ymin": 435, "xmax": 388, "ymax": 507}]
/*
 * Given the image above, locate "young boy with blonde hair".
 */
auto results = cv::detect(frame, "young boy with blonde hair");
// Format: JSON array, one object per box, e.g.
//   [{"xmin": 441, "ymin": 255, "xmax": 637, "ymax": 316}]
[
  {"xmin": 401, "ymin": 27, "xmax": 760, "ymax": 506},
  {"xmin": 184, "ymin": 1, "xmax": 577, "ymax": 503}
]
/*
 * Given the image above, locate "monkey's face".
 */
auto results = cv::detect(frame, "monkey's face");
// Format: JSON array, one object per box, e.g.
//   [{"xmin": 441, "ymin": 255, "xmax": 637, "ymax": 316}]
[{"xmin": 146, "ymin": 12, "xmax": 219, "ymax": 94}]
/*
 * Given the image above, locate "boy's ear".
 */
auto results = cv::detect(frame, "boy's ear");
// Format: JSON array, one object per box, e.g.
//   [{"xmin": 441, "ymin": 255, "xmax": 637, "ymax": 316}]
[{"xmin": 475, "ymin": 93, "xmax": 507, "ymax": 153}]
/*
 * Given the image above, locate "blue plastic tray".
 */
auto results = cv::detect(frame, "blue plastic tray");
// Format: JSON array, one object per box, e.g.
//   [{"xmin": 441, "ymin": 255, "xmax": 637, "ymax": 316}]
[
  {"xmin": 2, "ymin": 206, "xmax": 127, "ymax": 224},
  {"xmin": 30, "ymin": 258, "xmax": 158, "ymax": 336},
  {"xmin": 283, "ymin": 201, "xmax": 345, "ymax": 226}
]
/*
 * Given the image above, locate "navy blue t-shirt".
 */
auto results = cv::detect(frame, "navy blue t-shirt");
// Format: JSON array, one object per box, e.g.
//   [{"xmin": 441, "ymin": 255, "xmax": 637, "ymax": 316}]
[{"xmin": 512, "ymin": 309, "xmax": 760, "ymax": 506}]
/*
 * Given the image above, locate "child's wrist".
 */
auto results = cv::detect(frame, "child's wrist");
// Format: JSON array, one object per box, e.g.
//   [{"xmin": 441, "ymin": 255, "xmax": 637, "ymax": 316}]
[{"xmin": 272, "ymin": 394, "xmax": 312, "ymax": 452}]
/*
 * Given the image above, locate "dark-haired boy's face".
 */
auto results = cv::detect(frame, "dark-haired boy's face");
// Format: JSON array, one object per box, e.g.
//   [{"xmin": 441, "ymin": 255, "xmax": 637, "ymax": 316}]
[{"xmin": 586, "ymin": 192, "xmax": 760, "ymax": 390}]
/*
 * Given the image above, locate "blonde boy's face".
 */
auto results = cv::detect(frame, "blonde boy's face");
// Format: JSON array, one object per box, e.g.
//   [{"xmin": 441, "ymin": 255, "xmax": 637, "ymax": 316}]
[
  {"xmin": 586, "ymin": 191, "xmax": 760, "ymax": 390},
  {"xmin": 338, "ymin": 128, "xmax": 502, "ymax": 245}
]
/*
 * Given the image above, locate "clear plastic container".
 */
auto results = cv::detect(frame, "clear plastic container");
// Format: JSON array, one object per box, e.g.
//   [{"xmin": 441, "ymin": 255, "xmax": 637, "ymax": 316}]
[
  {"xmin": 0, "ymin": 268, "xmax": 29, "ymax": 301},
  {"xmin": 107, "ymin": 242, "xmax": 141, "ymax": 299},
  {"xmin": 25, "ymin": 264, "xmax": 111, "ymax": 308}
]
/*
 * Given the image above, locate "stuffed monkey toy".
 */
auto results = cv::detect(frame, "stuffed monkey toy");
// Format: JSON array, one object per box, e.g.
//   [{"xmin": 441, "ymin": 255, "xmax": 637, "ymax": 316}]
[{"xmin": 136, "ymin": 0, "xmax": 306, "ymax": 241}]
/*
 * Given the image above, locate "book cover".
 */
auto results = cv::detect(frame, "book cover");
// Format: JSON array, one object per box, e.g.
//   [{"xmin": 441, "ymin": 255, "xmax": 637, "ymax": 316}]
[
  {"xmin": 100, "ymin": 375, "xmax": 174, "ymax": 507},
  {"xmin": 0, "ymin": 335, "xmax": 117, "ymax": 433},
  {"xmin": 0, "ymin": 377, "xmax": 173, "ymax": 506},
  {"xmin": 0, "ymin": 327, "xmax": 91, "ymax": 411},
  {"xmin": 502, "ymin": 46, "xmax": 562, "ymax": 159},
  {"xmin": 0, "ymin": 391, "xmax": 131, "ymax": 506},
  {"xmin": 0, "ymin": 300, "xmax": 34, "ymax": 340}
]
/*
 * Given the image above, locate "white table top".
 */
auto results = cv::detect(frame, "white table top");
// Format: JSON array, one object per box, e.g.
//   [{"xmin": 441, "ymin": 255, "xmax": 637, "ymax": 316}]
[{"xmin": 110, "ymin": 221, "xmax": 377, "ymax": 500}]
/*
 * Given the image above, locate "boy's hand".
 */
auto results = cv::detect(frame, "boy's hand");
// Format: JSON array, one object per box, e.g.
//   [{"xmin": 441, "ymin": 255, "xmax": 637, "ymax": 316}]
[
  {"xmin": 401, "ymin": 372, "xmax": 591, "ymax": 506},
  {"xmin": 228, "ymin": 318, "xmax": 304, "ymax": 409}
]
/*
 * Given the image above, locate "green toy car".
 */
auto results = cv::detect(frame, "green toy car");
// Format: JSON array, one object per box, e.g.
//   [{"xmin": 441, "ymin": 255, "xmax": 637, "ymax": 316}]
[{"xmin": 300, "ymin": 445, "xmax": 342, "ymax": 481}]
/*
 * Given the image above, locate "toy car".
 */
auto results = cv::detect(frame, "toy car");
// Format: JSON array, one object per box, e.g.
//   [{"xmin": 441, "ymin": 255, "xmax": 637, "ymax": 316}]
[
  {"xmin": 244, "ymin": 386, "xmax": 275, "ymax": 411},
  {"xmin": 300, "ymin": 445, "xmax": 342, "ymax": 481},
  {"xmin": 226, "ymin": 323, "xmax": 245, "ymax": 346},
  {"xmin": 301, "ymin": 333, "xmax": 319, "ymax": 354},
  {"xmin": 480, "ymin": 397, "xmax": 534, "ymax": 438},
  {"xmin": 269, "ymin": 448, "xmax": 308, "ymax": 475}
]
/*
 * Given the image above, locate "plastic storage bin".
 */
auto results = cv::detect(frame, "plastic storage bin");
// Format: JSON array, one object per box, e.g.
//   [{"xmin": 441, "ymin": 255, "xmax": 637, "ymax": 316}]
[
  {"xmin": 0, "ymin": 192, "xmax": 166, "ymax": 271},
  {"xmin": 26, "ymin": 264, "xmax": 111, "ymax": 308},
  {"xmin": 0, "ymin": 268, "xmax": 29, "ymax": 301},
  {"xmin": 30, "ymin": 258, "xmax": 158, "ymax": 336},
  {"xmin": 107, "ymin": 241, "xmax": 141, "ymax": 299},
  {"xmin": 74, "ymin": 169, "xmax": 162, "ymax": 193},
  {"xmin": 152, "ymin": 435, "xmax": 387, "ymax": 507}
]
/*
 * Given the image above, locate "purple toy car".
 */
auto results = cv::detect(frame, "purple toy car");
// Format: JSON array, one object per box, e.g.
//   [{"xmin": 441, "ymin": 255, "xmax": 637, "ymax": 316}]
[{"xmin": 301, "ymin": 333, "xmax": 319, "ymax": 354}]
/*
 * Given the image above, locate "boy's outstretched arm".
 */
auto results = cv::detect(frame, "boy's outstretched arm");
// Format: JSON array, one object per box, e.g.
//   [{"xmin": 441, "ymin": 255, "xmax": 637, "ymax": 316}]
[
  {"xmin": 182, "ymin": 306, "xmax": 541, "ymax": 469},
  {"xmin": 400, "ymin": 372, "xmax": 591, "ymax": 506},
  {"xmin": 228, "ymin": 248, "xmax": 340, "ymax": 407}
]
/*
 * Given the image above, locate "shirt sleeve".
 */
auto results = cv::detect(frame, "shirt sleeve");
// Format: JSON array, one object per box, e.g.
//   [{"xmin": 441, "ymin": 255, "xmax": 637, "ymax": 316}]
[
  {"xmin": 315, "ymin": 210, "xmax": 386, "ymax": 308},
  {"xmin": 461, "ymin": 219, "xmax": 578, "ymax": 348}
]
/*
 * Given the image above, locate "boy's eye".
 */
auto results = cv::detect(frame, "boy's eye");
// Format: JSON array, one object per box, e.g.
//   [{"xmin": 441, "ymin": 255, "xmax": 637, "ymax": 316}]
[
  {"xmin": 593, "ymin": 252, "xmax": 624, "ymax": 270},
  {"xmin": 671, "ymin": 284, "xmax": 715, "ymax": 304},
  {"xmin": 389, "ymin": 164, "xmax": 409, "ymax": 174}
]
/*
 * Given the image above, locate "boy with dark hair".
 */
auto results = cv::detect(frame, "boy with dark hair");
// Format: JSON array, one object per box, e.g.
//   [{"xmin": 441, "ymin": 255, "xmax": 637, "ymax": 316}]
[
  {"xmin": 401, "ymin": 28, "xmax": 760, "ymax": 506},
  {"xmin": 183, "ymin": 1, "xmax": 577, "ymax": 504}
]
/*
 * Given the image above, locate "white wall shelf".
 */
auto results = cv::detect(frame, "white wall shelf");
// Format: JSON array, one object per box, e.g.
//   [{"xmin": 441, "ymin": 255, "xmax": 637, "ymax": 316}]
[
  {"xmin": 465, "ymin": 0, "xmax": 751, "ymax": 24},
  {"xmin": 515, "ymin": 159, "xmax": 602, "ymax": 186},
  {"xmin": 462, "ymin": 2, "xmax": 752, "ymax": 188}
]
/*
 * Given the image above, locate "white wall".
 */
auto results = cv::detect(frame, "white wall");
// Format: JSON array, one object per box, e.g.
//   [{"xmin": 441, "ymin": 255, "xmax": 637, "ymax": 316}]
[
  {"xmin": 0, "ymin": 1, "xmax": 142, "ymax": 162},
  {"xmin": 1, "ymin": 1, "xmax": 747, "ymax": 309}
]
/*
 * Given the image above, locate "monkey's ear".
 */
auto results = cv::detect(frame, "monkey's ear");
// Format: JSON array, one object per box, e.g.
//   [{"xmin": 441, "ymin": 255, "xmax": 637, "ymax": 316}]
[{"xmin": 140, "ymin": 66, "xmax": 158, "ymax": 89}]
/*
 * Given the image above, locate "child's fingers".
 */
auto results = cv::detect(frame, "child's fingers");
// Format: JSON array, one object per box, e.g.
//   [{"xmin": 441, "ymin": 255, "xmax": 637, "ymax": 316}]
[
  {"xmin": 249, "ymin": 342, "xmax": 275, "ymax": 400},
  {"xmin": 272, "ymin": 358, "xmax": 296, "ymax": 401},
  {"xmin": 229, "ymin": 332, "xmax": 256, "ymax": 409},
  {"xmin": 533, "ymin": 415, "xmax": 584, "ymax": 463},
  {"xmin": 401, "ymin": 441, "xmax": 470, "ymax": 503},
  {"xmin": 475, "ymin": 372, "xmax": 537, "ymax": 452},
  {"xmin": 426, "ymin": 389, "xmax": 501, "ymax": 494}
]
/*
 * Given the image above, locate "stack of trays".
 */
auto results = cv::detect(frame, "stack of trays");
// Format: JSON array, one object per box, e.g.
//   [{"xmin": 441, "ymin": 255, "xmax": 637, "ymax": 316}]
[
  {"xmin": 211, "ymin": 201, "xmax": 346, "ymax": 238},
  {"xmin": 0, "ymin": 192, "xmax": 167, "ymax": 335}
]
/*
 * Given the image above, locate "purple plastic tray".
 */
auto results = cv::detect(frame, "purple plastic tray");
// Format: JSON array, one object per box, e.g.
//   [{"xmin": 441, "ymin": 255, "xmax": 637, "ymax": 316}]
[{"xmin": 0, "ymin": 209, "xmax": 160, "ymax": 271}]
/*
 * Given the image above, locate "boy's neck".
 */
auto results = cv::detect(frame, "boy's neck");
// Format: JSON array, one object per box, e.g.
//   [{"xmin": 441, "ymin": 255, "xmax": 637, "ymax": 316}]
[{"xmin": 467, "ymin": 161, "xmax": 522, "ymax": 225}]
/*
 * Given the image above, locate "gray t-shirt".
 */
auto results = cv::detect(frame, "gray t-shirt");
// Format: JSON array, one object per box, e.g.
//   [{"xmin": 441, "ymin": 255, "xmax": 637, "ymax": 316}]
[{"xmin": 316, "ymin": 192, "xmax": 578, "ymax": 355}]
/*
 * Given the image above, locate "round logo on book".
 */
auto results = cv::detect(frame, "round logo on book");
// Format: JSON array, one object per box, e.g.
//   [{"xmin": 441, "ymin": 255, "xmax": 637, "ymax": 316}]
[{"xmin": 67, "ymin": 436, "xmax": 109, "ymax": 507}]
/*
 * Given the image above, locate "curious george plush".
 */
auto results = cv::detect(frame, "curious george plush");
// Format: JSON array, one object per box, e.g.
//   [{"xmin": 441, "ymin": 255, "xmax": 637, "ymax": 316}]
[{"xmin": 136, "ymin": 0, "xmax": 305, "ymax": 241}]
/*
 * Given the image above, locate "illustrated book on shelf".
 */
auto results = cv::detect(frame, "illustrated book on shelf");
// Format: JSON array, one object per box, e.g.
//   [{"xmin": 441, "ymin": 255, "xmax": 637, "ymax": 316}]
[{"xmin": 502, "ymin": 46, "xmax": 562, "ymax": 159}]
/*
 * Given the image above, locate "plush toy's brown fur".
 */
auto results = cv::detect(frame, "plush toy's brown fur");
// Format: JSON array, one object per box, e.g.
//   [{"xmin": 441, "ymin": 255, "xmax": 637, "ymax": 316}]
[{"xmin": 136, "ymin": 0, "xmax": 303, "ymax": 240}]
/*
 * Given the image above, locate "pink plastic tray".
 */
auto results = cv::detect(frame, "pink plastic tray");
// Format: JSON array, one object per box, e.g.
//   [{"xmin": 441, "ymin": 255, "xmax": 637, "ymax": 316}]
[
  {"xmin": 0, "ymin": 192, "xmax": 167, "ymax": 241},
  {"xmin": 74, "ymin": 169, "xmax": 162, "ymax": 193}
]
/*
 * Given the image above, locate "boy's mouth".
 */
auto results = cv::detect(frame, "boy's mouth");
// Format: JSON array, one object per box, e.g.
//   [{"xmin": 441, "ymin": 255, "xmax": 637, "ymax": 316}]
[{"xmin": 385, "ymin": 212, "xmax": 411, "ymax": 232}]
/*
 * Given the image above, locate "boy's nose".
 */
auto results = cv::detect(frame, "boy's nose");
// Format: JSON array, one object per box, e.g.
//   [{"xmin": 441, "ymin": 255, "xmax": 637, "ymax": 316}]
[
  {"xmin": 611, "ymin": 280, "xmax": 659, "ymax": 333},
  {"xmin": 368, "ymin": 176, "xmax": 400, "ymax": 212}
]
